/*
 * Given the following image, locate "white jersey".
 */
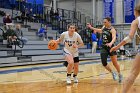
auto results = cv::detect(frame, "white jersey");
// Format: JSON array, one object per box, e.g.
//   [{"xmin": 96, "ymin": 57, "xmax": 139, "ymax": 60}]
[
  {"xmin": 137, "ymin": 16, "xmax": 140, "ymax": 36},
  {"xmin": 137, "ymin": 16, "xmax": 140, "ymax": 54},
  {"xmin": 138, "ymin": 16, "xmax": 140, "ymax": 29},
  {"xmin": 137, "ymin": 16, "xmax": 140, "ymax": 39},
  {"xmin": 60, "ymin": 31, "xmax": 83, "ymax": 57}
]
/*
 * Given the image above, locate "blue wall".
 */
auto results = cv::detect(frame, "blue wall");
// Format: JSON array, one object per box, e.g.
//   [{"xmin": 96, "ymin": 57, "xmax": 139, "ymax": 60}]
[
  {"xmin": 27, "ymin": 0, "xmax": 44, "ymax": 4},
  {"xmin": 124, "ymin": 0, "xmax": 135, "ymax": 23},
  {"xmin": 0, "ymin": 0, "xmax": 44, "ymax": 14},
  {"xmin": 103, "ymin": 0, "xmax": 115, "ymax": 23}
]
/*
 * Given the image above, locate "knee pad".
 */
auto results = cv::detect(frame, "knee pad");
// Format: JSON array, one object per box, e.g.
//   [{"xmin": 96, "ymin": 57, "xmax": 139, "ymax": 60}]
[{"xmin": 63, "ymin": 61, "xmax": 68, "ymax": 67}]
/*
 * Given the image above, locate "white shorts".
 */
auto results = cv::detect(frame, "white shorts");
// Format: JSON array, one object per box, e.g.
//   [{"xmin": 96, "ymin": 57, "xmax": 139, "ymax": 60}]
[{"xmin": 63, "ymin": 48, "xmax": 79, "ymax": 57}]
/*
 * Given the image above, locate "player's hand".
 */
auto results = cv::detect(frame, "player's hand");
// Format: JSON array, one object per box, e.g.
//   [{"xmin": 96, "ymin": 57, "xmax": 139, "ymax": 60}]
[
  {"xmin": 110, "ymin": 46, "xmax": 118, "ymax": 52},
  {"xmin": 73, "ymin": 44, "xmax": 78, "ymax": 48},
  {"xmin": 106, "ymin": 43, "xmax": 112, "ymax": 48},
  {"xmin": 64, "ymin": 42, "xmax": 69, "ymax": 47},
  {"xmin": 55, "ymin": 40, "xmax": 59, "ymax": 44},
  {"xmin": 86, "ymin": 23, "xmax": 92, "ymax": 28}
]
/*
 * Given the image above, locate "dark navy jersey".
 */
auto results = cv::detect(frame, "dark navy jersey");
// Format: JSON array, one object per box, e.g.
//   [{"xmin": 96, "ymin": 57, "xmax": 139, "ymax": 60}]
[{"xmin": 102, "ymin": 27, "xmax": 113, "ymax": 44}]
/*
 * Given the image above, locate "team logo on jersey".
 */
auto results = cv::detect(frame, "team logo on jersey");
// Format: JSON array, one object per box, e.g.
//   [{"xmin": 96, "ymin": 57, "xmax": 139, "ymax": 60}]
[{"xmin": 65, "ymin": 40, "xmax": 76, "ymax": 47}]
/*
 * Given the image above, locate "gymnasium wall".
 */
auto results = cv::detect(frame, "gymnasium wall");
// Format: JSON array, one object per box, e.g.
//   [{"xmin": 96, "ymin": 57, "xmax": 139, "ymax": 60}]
[
  {"xmin": 57, "ymin": 1, "xmax": 93, "ymax": 18},
  {"xmin": 57, "ymin": 1, "xmax": 74, "ymax": 11},
  {"xmin": 115, "ymin": 0, "xmax": 123, "ymax": 24},
  {"xmin": 57, "ymin": 0, "xmax": 139, "ymax": 24}
]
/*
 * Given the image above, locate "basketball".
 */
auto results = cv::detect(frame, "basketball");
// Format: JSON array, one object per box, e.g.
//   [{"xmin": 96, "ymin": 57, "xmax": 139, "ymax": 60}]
[{"xmin": 48, "ymin": 40, "xmax": 58, "ymax": 50}]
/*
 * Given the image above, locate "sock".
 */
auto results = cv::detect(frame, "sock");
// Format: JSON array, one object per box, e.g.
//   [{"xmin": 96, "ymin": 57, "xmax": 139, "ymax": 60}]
[
  {"xmin": 67, "ymin": 73, "xmax": 71, "ymax": 77},
  {"xmin": 73, "ymin": 74, "xmax": 77, "ymax": 77}
]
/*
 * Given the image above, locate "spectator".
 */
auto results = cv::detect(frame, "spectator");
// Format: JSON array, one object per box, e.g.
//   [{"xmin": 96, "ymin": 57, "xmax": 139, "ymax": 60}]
[
  {"xmin": 14, "ymin": 24, "xmax": 28, "ymax": 44},
  {"xmin": 37, "ymin": 25, "xmax": 47, "ymax": 41},
  {"xmin": 50, "ymin": 8, "xmax": 54, "ymax": 22},
  {"xmin": 25, "ymin": 8, "xmax": 29, "ymax": 17},
  {"xmin": 54, "ymin": 9, "xmax": 60, "ymax": 20},
  {"xmin": 91, "ymin": 31, "xmax": 98, "ymax": 53},
  {"xmin": 3, "ymin": 14, "xmax": 12, "ymax": 25},
  {"xmin": 98, "ymin": 38, "xmax": 102, "ymax": 49},
  {"xmin": 1, "ymin": 25, "xmax": 7, "ymax": 40},
  {"xmin": 5, "ymin": 23, "xmax": 17, "ymax": 45},
  {"xmin": 14, "ymin": 10, "xmax": 22, "ymax": 21},
  {"xmin": 28, "ymin": 8, "xmax": 34, "ymax": 22}
]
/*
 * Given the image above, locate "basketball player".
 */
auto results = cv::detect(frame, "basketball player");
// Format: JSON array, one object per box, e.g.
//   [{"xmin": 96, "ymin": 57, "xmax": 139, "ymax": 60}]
[
  {"xmin": 63, "ymin": 27, "xmax": 78, "ymax": 67},
  {"xmin": 110, "ymin": 4, "xmax": 140, "ymax": 93},
  {"xmin": 56, "ymin": 24, "xmax": 84, "ymax": 84},
  {"xmin": 87, "ymin": 17, "xmax": 123, "ymax": 83}
]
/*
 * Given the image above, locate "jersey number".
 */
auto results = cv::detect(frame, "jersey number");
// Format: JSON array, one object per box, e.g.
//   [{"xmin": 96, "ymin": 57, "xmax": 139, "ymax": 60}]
[{"xmin": 103, "ymin": 35, "xmax": 107, "ymax": 39}]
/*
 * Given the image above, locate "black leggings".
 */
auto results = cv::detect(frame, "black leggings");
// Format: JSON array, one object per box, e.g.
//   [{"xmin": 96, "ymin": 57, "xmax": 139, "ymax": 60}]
[
  {"xmin": 100, "ymin": 46, "xmax": 117, "ymax": 66},
  {"xmin": 101, "ymin": 53, "xmax": 108, "ymax": 66}
]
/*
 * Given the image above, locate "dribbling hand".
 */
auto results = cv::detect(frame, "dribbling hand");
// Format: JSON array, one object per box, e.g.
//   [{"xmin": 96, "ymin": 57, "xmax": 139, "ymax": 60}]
[{"xmin": 73, "ymin": 44, "xmax": 78, "ymax": 48}]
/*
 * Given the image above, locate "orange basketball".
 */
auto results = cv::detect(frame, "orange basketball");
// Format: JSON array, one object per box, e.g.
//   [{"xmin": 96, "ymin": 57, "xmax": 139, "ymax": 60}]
[{"xmin": 48, "ymin": 40, "xmax": 58, "ymax": 50}]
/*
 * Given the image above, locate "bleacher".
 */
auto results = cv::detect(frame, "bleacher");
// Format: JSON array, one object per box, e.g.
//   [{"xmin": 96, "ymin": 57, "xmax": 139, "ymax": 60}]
[
  {"xmin": 1, "ymin": 7, "xmax": 139, "ymax": 69},
  {"xmin": 0, "ymin": 7, "xmax": 101, "ymax": 67},
  {"xmin": 1, "ymin": 3, "xmax": 140, "ymax": 68}
]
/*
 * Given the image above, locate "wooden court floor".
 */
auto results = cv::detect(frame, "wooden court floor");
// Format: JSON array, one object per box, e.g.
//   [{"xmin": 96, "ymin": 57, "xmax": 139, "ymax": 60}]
[{"xmin": 0, "ymin": 58, "xmax": 140, "ymax": 93}]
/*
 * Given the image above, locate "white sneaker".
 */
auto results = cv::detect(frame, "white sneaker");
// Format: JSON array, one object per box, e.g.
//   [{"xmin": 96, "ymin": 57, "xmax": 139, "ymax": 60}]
[
  {"xmin": 112, "ymin": 72, "xmax": 117, "ymax": 81},
  {"xmin": 118, "ymin": 74, "xmax": 123, "ymax": 83},
  {"xmin": 66, "ymin": 76, "xmax": 71, "ymax": 84},
  {"xmin": 73, "ymin": 76, "xmax": 78, "ymax": 83}
]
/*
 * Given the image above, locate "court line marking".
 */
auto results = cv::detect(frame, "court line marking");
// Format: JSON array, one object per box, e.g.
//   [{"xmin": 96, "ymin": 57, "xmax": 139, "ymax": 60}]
[
  {"xmin": 0, "ymin": 58, "xmax": 130, "ymax": 74},
  {"xmin": 0, "ymin": 58, "xmax": 133, "ymax": 85}
]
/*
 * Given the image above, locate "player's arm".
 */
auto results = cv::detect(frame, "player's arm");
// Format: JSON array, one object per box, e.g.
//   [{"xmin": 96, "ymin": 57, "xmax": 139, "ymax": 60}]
[
  {"xmin": 110, "ymin": 28, "xmax": 117, "ymax": 45},
  {"xmin": 110, "ymin": 20, "xmax": 138, "ymax": 52},
  {"xmin": 56, "ymin": 33, "xmax": 64, "ymax": 43},
  {"xmin": 117, "ymin": 20, "xmax": 138, "ymax": 47},
  {"xmin": 86, "ymin": 23, "xmax": 103, "ymax": 33},
  {"xmin": 77, "ymin": 34, "xmax": 84, "ymax": 48}
]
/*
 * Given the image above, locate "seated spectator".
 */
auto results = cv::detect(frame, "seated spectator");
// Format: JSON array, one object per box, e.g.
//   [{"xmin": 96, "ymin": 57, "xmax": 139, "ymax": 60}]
[
  {"xmin": 5, "ymin": 23, "xmax": 17, "ymax": 45},
  {"xmin": 14, "ymin": 10, "xmax": 22, "ymax": 21},
  {"xmin": 37, "ymin": 25, "xmax": 47, "ymax": 41},
  {"xmin": 1, "ymin": 25, "xmax": 8, "ymax": 40},
  {"xmin": 3, "ymin": 14, "xmax": 12, "ymax": 25},
  {"xmin": 14, "ymin": 24, "xmax": 28, "ymax": 44}
]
